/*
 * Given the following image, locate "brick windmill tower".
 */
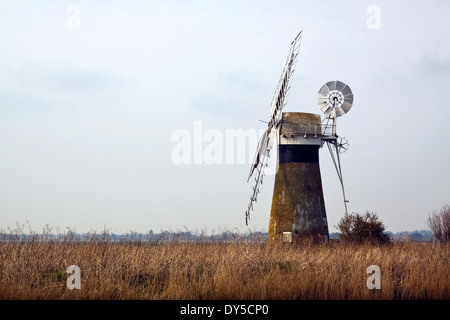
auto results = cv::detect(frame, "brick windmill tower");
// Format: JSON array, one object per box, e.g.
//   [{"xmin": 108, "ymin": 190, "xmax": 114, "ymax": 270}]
[{"xmin": 245, "ymin": 31, "xmax": 353, "ymax": 243}]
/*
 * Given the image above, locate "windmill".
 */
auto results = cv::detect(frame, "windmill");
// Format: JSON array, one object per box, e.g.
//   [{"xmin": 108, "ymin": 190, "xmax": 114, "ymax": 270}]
[
  {"xmin": 317, "ymin": 80, "xmax": 353, "ymax": 218},
  {"xmin": 245, "ymin": 31, "xmax": 353, "ymax": 243}
]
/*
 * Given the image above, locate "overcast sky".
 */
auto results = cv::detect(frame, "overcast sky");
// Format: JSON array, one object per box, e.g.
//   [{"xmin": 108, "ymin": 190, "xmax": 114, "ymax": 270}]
[{"xmin": 1, "ymin": 0, "xmax": 449, "ymax": 234}]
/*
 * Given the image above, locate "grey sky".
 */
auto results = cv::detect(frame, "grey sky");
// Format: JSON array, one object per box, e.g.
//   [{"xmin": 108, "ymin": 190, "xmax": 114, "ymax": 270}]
[{"xmin": 0, "ymin": 0, "xmax": 449, "ymax": 234}]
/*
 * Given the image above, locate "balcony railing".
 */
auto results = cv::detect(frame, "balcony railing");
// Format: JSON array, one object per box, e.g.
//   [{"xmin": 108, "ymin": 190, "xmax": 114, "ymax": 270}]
[{"xmin": 280, "ymin": 123, "xmax": 337, "ymax": 138}]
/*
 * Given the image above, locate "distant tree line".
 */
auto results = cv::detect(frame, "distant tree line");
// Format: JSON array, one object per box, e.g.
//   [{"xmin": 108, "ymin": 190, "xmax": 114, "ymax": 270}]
[
  {"xmin": 4, "ymin": 204, "xmax": 449, "ymax": 243},
  {"xmin": 0, "ymin": 226, "xmax": 434, "ymax": 243},
  {"xmin": 0, "ymin": 227, "xmax": 267, "ymax": 243}
]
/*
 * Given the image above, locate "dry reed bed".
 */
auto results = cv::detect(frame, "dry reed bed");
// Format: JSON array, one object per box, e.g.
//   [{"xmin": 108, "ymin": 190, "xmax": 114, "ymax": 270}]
[{"xmin": 0, "ymin": 240, "xmax": 448, "ymax": 299}]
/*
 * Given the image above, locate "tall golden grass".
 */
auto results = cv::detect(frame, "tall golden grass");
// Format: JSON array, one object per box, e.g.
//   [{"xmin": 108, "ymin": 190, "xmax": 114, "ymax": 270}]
[{"xmin": 0, "ymin": 238, "xmax": 448, "ymax": 300}]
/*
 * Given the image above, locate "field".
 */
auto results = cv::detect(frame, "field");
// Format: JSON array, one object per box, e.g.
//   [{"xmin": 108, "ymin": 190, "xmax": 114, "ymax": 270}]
[{"xmin": 0, "ymin": 238, "xmax": 448, "ymax": 300}]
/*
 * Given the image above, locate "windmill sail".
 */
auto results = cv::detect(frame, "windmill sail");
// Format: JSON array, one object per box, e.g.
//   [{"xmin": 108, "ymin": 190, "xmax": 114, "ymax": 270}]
[{"xmin": 245, "ymin": 31, "xmax": 303, "ymax": 225}]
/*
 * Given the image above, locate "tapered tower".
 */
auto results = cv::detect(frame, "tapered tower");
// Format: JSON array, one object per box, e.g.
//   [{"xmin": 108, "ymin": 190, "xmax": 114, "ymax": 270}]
[{"xmin": 268, "ymin": 112, "xmax": 328, "ymax": 242}]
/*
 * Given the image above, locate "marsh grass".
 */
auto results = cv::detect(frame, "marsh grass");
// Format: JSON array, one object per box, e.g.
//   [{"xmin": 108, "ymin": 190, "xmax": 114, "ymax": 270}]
[{"xmin": 0, "ymin": 238, "xmax": 448, "ymax": 299}]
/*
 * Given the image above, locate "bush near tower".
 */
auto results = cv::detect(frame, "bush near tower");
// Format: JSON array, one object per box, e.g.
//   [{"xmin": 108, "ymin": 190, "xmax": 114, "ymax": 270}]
[{"xmin": 336, "ymin": 211, "xmax": 391, "ymax": 243}]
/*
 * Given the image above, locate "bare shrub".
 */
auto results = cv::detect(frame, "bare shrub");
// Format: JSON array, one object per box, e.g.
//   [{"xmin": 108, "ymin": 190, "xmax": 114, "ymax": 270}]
[
  {"xmin": 427, "ymin": 204, "xmax": 450, "ymax": 242},
  {"xmin": 335, "ymin": 211, "xmax": 391, "ymax": 243}
]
